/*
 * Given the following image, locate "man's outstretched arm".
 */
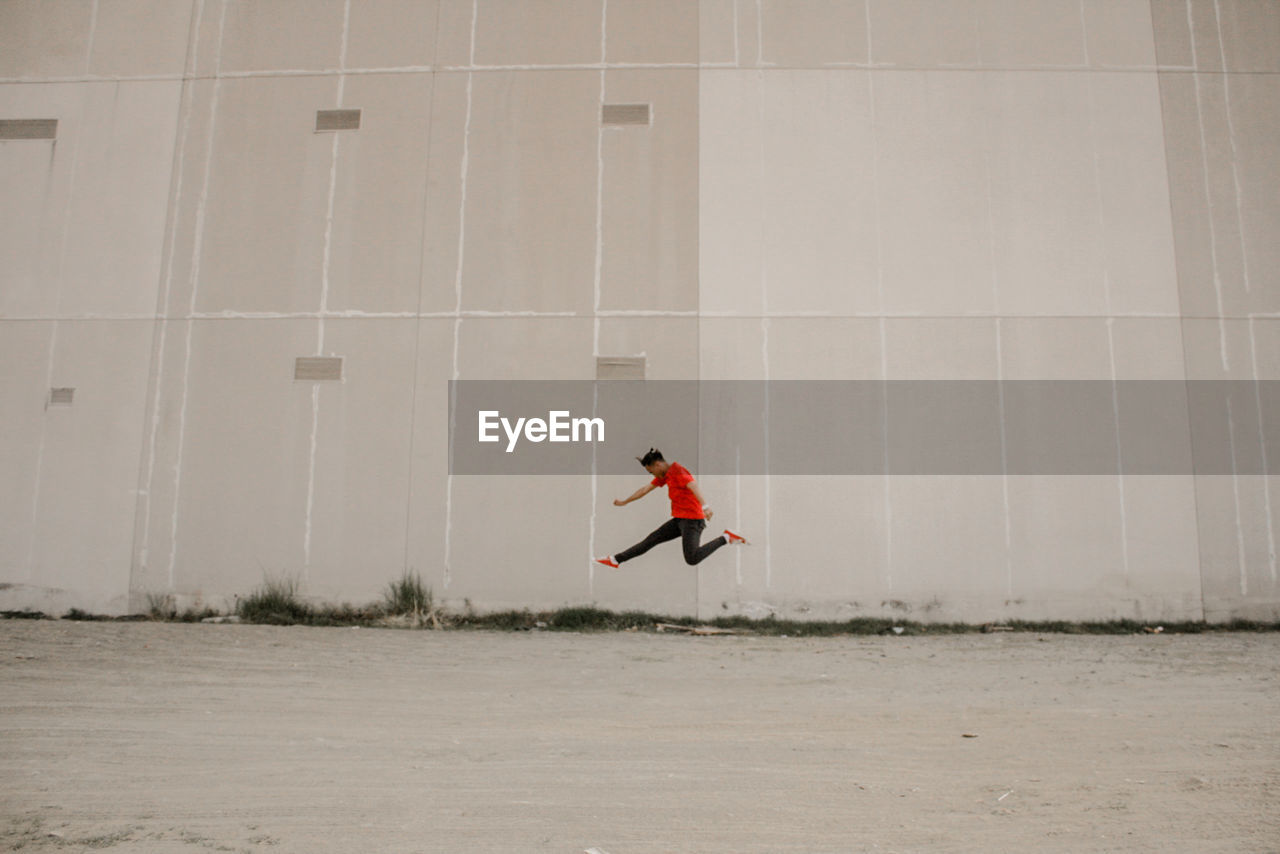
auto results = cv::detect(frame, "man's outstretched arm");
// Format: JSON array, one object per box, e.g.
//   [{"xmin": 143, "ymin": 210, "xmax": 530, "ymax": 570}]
[{"xmin": 614, "ymin": 482, "xmax": 657, "ymax": 507}]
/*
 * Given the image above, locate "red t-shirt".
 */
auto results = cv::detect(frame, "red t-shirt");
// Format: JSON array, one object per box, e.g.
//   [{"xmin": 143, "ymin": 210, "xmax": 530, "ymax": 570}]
[{"xmin": 652, "ymin": 462, "xmax": 704, "ymax": 519}]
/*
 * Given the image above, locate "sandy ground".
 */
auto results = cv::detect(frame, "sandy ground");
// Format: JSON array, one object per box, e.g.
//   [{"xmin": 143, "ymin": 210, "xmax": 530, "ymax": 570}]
[{"xmin": 1, "ymin": 621, "xmax": 1278, "ymax": 854}]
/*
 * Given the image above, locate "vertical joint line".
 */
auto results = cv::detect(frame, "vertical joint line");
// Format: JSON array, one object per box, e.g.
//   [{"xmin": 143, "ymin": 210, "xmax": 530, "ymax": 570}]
[
  {"xmin": 996, "ymin": 320, "xmax": 1012, "ymax": 597},
  {"xmin": 85, "ymin": 0, "xmax": 101, "ymax": 76},
  {"xmin": 1212, "ymin": 0, "xmax": 1251, "ymax": 295},
  {"xmin": 168, "ymin": 0, "xmax": 229, "ymax": 585},
  {"xmin": 444, "ymin": 0, "xmax": 479, "ymax": 592},
  {"xmin": 590, "ymin": 0, "xmax": 608, "ymax": 587},
  {"xmin": 1225, "ymin": 399, "xmax": 1247, "ymax": 596},
  {"xmin": 1248, "ymin": 321, "xmax": 1277, "ymax": 582},
  {"xmin": 1185, "ymin": 0, "xmax": 1230, "ymax": 371}
]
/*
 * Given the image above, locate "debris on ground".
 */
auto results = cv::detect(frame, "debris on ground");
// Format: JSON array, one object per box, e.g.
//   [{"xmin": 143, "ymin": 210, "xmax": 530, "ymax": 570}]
[{"xmin": 655, "ymin": 623, "xmax": 738, "ymax": 636}]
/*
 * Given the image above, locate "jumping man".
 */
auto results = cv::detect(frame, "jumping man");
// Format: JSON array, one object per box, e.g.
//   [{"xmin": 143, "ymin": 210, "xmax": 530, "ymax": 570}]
[{"xmin": 595, "ymin": 448, "xmax": 748, "ymax": 569}]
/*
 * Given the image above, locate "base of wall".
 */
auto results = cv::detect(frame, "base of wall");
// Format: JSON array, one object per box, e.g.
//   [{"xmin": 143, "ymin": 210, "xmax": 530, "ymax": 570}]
[
  {"xmin": 4, "ymin": 581, "xmax": 1273, "ymax": 625},
  {"xmin": 0, "ymin": 584, "xmax": 130, "ymax": 618},
  {"xmin": 1204, "ymin": 597, "xmax": 1280, "ymax": 623}
]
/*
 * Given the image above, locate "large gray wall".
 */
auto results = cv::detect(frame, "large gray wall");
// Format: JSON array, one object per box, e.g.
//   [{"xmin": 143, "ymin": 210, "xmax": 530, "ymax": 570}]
[{"xmin": 1, "ymin": 0, "xmax": 1277, "ymax": 622}]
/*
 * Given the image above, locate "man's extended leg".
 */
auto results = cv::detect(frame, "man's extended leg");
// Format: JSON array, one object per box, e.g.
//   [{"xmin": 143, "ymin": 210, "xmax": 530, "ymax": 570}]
[
  {"xmin": 678, "ymin": 518, "xmax": 727, "ymax": 566},
  {"xmin": 614, "ymin": 517, "xmax": 683, "ymax": 564}
]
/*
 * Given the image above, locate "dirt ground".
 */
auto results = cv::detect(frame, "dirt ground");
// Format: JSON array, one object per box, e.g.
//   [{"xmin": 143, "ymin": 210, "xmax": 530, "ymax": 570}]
[{"xmin": 1, "ymin": 621, "xmax": 1277, "ymax": 854}]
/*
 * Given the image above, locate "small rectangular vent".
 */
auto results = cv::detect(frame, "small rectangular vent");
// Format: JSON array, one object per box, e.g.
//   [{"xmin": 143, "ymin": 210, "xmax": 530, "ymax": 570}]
[
  {"xmin": 602, "ymin": 104, "xmax": 651, "ymax": 126},
  {"xmin": 1, "ymin": 119, "xmax": 58, "ymax": 140},
  {"xmin": 315, "ymin": 109, "xmax": 361, "ymax": 132},
  {"xmin": 49, "ymin": 387, "xmax": 75, "ymax": 406},
  {"xmin": 295, "ymin": 357, "xmax": 343, "ymax": 381},
  {"xmin": 596, "ymin": 356, "xmax": 646, "ymax": 380}
]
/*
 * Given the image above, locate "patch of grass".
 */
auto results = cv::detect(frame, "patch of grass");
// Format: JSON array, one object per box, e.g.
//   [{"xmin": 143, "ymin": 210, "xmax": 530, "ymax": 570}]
[
  {"xmin": 307, "ymin": 602, "xmax": 383, "ymax": 627},
  {"xmin": 384, "ymin": 572, "xmax": 432, "ymax": 616},
  {"xmin": 21, "ymin": 582, "xmax": 1280, "ymax": 636},
  {"xmin": 236, "ymin": 577, "xmax": 312, "ymax": 625},
  {"xmin": 62, "ymin": 608, "xmax": 147, "ymax": 622},
  {"xmin": 448, "ymin": 610, "xmax": 1280, "ymax": 637},
  {"xmin": 146, "ymin": 593, "xmax": 176, "ymax": 620},
  {"xmin": 1004, "ymin": 619, "xmax": 1141, "ymax": 635},
  {"xmin": 1000, "ymin": 619, "xmax": 1263, "ymax": 635},
  {"xmin": 143, "ymin": 592, "xmax": 222, "ymax": 623},
  {"xmin": 234, "ymin": 578, "xmax": 384, "ymax": 627},
  {"xmin": 0, "ymin": 610, "xmax": 50, "ymax": 620},
  {"xmin": 548, "ymin": 606, "xmax": 621, "ymax": 631},
  {"xmin": 452, "ymin": 609, "xmax": 538, "ymax": 631},
  {"xmin": 63, "ymin": 608, "xmax": 109, "ymax": 621},
  {"xmin": 449, "ymin": 609, "xmax": 683, "ymax": 632},
  {"xmin": 711, "ymin": 617, "xmax": 938, "ymax": 636},
  {"xmin": 175, "ymin": 606, "xmax": 221, "ymax": 623}
]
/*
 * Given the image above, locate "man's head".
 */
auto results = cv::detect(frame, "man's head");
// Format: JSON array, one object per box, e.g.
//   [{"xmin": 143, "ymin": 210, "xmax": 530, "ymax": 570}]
[{"xmin": 636, "ymin": 447, "xmax": 668, "ymax": 477}]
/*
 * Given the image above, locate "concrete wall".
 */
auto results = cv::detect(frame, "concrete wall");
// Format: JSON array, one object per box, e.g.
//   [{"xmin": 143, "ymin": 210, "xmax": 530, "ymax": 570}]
[{"xmin": 1, "ymin": 0, "xmax": 1276, "ymax": 622}]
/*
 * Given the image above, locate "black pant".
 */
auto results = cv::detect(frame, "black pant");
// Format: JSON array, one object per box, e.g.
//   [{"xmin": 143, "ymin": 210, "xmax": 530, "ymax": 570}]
[{"xmin": 616, "ymin": 517, "xmax": 726, "ymax": 566}]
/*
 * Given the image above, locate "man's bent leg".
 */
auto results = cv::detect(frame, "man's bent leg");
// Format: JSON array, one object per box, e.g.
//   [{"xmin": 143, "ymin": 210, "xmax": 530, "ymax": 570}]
[
  {"xmin": 679, "ymin": 518, "xmax": 727, "ymax": 566},
  {"xmin": 615, "ymin": 517, "xmax": 682, "ymax": 564}
]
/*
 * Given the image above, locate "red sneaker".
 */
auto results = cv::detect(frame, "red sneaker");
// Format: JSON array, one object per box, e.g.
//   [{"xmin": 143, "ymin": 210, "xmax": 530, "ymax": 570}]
[
  {"xmin": 723, "ymin": 529, "xmax": 749, "ymax": 545},
  {"xmin": 595, "ymin": 556, "xmax": 620, "ymax": 569}
]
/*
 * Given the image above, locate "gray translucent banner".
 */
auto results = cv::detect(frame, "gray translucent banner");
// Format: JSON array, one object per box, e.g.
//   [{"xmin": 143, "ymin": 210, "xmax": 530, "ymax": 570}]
[{"xmin": 448, "ymin": 381, "xmax": 1280, "ymax": 475}]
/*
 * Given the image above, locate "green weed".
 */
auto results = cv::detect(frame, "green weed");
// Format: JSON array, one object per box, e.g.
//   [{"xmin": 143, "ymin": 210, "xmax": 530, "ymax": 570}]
[
  {"xmin": 384, "ymin": 572, "xmax": 433, "ymax": 616},
  {"xmin": 236, "ymin": 577, "xmax": 312, "ymax": 625}
]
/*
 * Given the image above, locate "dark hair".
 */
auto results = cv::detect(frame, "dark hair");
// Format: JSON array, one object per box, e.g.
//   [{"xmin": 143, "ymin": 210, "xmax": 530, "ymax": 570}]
[{"xmin": 636, "ymin": 448, "xmax": 664, "ymax": 467}]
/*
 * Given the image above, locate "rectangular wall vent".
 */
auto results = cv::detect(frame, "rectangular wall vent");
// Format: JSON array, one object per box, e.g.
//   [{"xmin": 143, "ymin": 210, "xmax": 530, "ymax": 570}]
[
  {"xmin": 49, "ymin": 387, "xmax": 75, "ymax": 406},
  {"xmin": 602, "ymin": 104, "xmax": 651, "ymax": 126},
  {"xmin": 315, "ymin": 109, "xmax": 361, "ymax": 132},
  {"xmin": 1, "ymin": 119, "xmax": 58, "ymax": 140},
  {"xmin": 596, "ymin": 356, "xmax": 646, "ymax": 380},
  {"xmin": 295, "ymin": 357, "xmax": 343, "ymax": 381}
]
